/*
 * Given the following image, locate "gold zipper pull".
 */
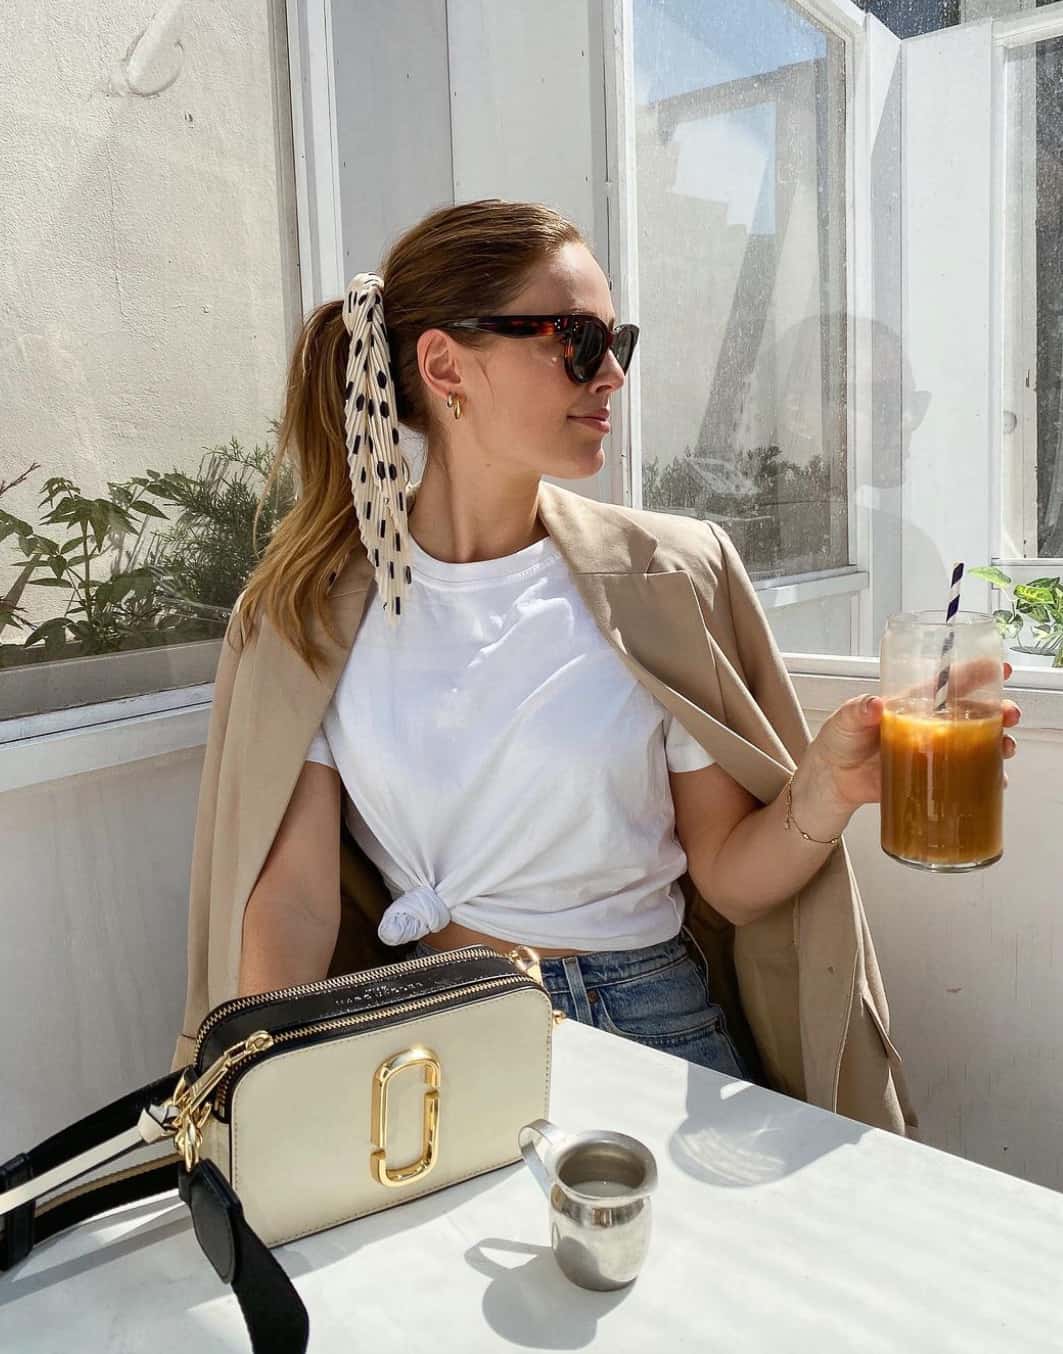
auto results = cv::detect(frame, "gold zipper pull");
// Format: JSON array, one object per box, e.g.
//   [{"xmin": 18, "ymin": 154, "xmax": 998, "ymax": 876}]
[
  {"xmin": 175, "ymin": 1030, "xmax": 274, "ymax": 1120},
  {"xmin": 168, "ymin": 1029, "xmax": 274, "ymax": 1172}
]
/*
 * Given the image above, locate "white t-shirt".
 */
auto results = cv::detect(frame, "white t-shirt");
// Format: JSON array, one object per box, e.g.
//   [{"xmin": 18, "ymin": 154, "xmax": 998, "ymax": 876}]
[{"xmin": 305, "ymin": 531, "xmax": 715, "ymax": 951}]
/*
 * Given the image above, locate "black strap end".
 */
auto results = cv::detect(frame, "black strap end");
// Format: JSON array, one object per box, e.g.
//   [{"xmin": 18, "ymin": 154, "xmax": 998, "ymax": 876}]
[
  {"xmin": 182, "ymin": 1161, "xmax": 309, "ymax": 1354},
  {"xmin": 183, "ymin": 1159, "xmax": 238, "ymax": 1283},
  {"xmin": 0, "ymin": 1153, "xmax": 34, "ymax": 1271}
]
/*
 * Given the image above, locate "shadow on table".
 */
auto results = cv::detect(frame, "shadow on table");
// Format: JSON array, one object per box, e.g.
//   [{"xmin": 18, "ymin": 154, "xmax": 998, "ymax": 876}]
[
  {"xmin": 0, "ymin": 1197, "xmax": 195, "ymax": 1305},
  {"xmin": 668, "ymin": 1072, "xmax": 868, "ymax": 1188},
  {"xmin": 1, "ymin": 1169, "xmax": 511, "ymax": 1310},
  {"xmin": 465, "ymin": 1237, "xmax": 629, "ymax": 1349}
]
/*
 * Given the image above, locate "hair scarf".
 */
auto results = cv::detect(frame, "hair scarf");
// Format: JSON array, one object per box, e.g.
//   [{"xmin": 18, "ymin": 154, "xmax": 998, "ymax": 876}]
[{"xmin": 341, "ymin": 272, "xmax": 411, "ymax": 623}]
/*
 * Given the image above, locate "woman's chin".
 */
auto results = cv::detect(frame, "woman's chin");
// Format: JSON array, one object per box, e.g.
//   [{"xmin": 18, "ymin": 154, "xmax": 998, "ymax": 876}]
[{"xmin": 550, "ymin": 441, "xmax": 606, "ymax": 480}]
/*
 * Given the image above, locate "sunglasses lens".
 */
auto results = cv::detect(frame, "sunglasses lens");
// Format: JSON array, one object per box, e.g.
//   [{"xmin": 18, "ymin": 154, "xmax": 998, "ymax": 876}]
[
  {"xmin": 613, "ymin": 326, "xmax": 637, "ymax": 373},
  {"xmin": 569, "ymin": 319, "xmax": 606, "ymax": 383}
]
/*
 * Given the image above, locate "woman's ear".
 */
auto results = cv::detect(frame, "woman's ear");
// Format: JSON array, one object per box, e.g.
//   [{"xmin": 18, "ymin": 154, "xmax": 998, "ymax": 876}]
[{"xmin": 418, "ymin": 329, "xmax": 464, "ymax": 401}]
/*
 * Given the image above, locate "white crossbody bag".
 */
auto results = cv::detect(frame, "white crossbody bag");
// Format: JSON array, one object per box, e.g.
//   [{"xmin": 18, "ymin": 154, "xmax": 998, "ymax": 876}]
[{"xmin": 0, "ymin": 945, "xmax": 555, "ymax": 1353}]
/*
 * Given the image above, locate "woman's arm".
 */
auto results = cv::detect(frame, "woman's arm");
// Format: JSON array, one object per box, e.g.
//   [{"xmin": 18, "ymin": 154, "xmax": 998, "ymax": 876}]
[
  {"xmin": 672, "ymin": 685, "xmax": 1021, "ymax": 928},
  {"xmin": 670, "ymin": 707, "xmax": 857, "ymax": 928},
  {"xmin": 238, "ymin": 760, "xmax": 343, "ymax": 995}
]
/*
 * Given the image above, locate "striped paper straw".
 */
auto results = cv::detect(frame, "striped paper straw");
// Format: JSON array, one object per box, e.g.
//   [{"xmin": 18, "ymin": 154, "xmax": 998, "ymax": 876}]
[{"xmin": 933, "ymin": 562, "xmax": 965, "ymax": 713}]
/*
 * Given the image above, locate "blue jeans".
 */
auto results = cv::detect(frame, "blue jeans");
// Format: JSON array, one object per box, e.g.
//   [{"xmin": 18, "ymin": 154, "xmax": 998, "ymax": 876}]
[{"xmin": 412, "ymin": 930, "xmax": 749, "ymax": 1079}]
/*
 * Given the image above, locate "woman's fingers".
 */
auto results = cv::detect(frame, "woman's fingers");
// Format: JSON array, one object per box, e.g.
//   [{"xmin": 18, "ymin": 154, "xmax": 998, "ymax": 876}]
[{"xmin": 1002, "ymin": 700, "xmax": 1021, "ymax": 727}]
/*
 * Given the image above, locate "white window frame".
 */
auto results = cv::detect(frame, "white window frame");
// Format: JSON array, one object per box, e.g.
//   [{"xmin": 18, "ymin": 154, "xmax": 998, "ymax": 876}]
[
  {"xmin": 989, "ymin": 3, "xmax": 1063, "ymax": 703},
  {"xmin": 287, "ymin": 0, "xmax": 345, "ymax": 311},
  {"xmin": 996, "ymin": 2, "xmax": 1063, "ymax": 568}
]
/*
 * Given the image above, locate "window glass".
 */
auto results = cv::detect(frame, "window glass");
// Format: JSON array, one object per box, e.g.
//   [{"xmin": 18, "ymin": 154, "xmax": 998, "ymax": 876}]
[
  {"xmin": 633, "ymin": 0, "xmax": 848, "ymax": 582},
  {"xmin": 0, "ymin": 2, "xmax": 301, "ymax": 717},
  {"xmin": 1004, "ymin": 35, "xmax": 1063, "ymax": 562}
]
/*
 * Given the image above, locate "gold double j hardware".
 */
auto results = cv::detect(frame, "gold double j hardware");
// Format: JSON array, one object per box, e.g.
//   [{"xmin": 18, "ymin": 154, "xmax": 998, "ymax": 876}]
[{"xmin": 370, "ymin": 1048, "xmax": 441, "ymax": 1187}]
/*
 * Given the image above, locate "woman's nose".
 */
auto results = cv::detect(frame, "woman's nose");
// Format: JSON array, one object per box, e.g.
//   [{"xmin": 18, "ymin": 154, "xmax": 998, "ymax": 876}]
[{"xmin": 592, "ymin": 350, "xmax": 627, "ymax": 394}]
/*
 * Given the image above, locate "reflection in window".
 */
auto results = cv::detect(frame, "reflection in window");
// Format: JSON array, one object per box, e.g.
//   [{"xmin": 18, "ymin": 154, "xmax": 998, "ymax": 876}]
[
  {"xmin": 634, "ymin": 0, "xmax": 848, "ymax": 580},
  {"xmin": 0, "ymin": 2, "xmax": 300, "ymax": 706}
]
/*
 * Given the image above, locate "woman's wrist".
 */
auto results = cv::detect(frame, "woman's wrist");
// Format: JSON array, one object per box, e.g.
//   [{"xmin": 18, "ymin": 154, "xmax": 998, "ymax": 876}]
[{"xmin": 787, "ymin": 749, "xmax": 854, "ymax": 845}]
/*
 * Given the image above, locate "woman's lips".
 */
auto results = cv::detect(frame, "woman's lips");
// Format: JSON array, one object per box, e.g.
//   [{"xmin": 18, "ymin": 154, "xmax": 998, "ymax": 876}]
[{"xmin": 570, "ymin": 412, "xmax": 610, "ymax": 432}]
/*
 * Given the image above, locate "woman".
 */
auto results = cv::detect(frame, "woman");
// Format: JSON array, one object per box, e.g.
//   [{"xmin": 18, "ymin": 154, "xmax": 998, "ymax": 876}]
[{"xmin": 173, "ymin": 200, "xmax": 1018, "ymax": 1133}]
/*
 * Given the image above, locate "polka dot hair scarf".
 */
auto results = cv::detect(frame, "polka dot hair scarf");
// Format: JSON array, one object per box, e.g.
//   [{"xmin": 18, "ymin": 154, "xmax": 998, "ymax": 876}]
[{"xmin": 342, "ymin": 272, "xmax": 412, "ymax": 622}]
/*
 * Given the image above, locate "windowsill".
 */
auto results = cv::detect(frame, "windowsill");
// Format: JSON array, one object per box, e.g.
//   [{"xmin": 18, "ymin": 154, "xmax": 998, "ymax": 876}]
[
  {"xmin": 0, "ymin": 687, "xmax": 213, "ymax": 793},
  {"xmin": 0, "ymin": 640, "xmax": 223, "ymax": 721},
  {"xmin": 753, "ymin": 566, "xmax": 868, "ymax": 609},
  {"xmin": 786, "ymin": 659, "xmax": 1063, "ymax": 734}
]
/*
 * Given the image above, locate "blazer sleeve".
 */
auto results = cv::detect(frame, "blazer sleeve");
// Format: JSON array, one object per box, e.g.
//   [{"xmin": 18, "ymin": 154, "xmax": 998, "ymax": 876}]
[
  {"xmin": 705, "ymin": 520, "xmax": 812, "ymax": 765},
  {"xmin": 170, "ymin": 596, "xmax": 248, "ymax": 1072}
]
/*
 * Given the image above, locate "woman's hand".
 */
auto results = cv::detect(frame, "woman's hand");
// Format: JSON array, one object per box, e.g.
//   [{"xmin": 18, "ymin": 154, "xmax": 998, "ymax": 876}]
[{"xmin": 790, "ymin": 663, "xmax": 1022, "ymax": 841}]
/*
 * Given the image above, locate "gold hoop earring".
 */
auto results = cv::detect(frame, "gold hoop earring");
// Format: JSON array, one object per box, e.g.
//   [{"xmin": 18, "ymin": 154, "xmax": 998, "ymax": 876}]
[{"xmin": 446, "ymin": 392, "xmax": 463, "ymax": 421}]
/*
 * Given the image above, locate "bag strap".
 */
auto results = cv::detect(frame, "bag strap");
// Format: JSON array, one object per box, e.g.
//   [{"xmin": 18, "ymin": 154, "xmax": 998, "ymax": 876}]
[
  {"xmin": 0, "ymin": 1071, "xmax": 309, "ymax": 1354},
  {"xmin": 180, "ymin": 1158, "xmax": 309, "ymax": 1354}
]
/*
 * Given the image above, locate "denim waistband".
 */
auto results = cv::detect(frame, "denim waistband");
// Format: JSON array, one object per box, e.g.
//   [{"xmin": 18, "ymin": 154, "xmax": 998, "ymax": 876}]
[
  {"xmin": 410, "ymin": 931, "xmax": 693, "ymax": 991},
  {"xmin": 536, "ymin": 933, "xmax": 689, "ymax": 994}
]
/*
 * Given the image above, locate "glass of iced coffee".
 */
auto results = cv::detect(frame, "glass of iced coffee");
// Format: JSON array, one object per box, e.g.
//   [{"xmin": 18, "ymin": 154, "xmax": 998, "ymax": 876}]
[{"xmin": 879, "ymin": 612, "xmax": 1004, "ymax": 871}]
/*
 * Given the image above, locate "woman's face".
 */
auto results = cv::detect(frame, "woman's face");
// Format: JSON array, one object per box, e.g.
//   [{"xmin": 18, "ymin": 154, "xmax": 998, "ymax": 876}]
[{"xmin": 446, "ymin": 241, "xmax": 628, "ymax": 483}]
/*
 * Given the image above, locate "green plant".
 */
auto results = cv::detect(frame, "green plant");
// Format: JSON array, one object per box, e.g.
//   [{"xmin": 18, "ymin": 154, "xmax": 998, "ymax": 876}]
[
  {"xmin": 0, "ymin": 474, "xmax": 198, "ymax": 659},
  {"xmin": 0, "ymin": 428, "xmax": 294, "ymax": 666},
  {"xmin": 970, "ymin": 565, "xmax": 1063, "ymax": 668},
  {"xmin": 0, "ymin": 462, "xmax": 42, "ymax": 637},
  {"xmin": 127, "ymin": 429, "xmax": 296, "ymax": 622}
]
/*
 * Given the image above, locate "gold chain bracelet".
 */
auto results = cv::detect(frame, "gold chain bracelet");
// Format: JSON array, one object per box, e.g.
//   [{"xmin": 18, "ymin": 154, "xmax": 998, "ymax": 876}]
[{"xmin": 784, "ymin": 775, "xmax": 841, "ymax": 848}]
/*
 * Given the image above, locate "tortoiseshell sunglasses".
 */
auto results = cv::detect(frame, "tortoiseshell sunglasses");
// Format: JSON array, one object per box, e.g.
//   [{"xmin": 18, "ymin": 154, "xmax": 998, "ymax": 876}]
[{"xmin": 440, "ymin": 313, "xmax": 640, "ymax": 384}]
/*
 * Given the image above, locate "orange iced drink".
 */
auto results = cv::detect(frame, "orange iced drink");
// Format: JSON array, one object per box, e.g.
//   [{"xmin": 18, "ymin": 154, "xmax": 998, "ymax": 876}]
[{"xmin": 880, "ymin": 699, "xmax": 1003, "ymax": 870}]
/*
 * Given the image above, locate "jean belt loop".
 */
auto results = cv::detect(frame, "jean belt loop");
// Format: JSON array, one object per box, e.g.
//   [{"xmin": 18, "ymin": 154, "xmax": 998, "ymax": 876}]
[{"xmin": 560, "ymin": 955, "xmax": 595, "ymax": 1023}]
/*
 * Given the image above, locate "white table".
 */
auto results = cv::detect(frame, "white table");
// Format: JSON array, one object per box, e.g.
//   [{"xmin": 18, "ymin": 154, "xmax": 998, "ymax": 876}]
[{"xmin": 3, "ymin": 1021, "xmax": 1062, "ymax": 1352}]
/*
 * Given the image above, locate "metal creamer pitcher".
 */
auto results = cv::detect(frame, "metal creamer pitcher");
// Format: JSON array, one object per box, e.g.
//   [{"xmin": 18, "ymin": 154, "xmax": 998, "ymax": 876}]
[{"xmin": 517, "ymin": 1118, "xmax": 658, "ymax": 1291}]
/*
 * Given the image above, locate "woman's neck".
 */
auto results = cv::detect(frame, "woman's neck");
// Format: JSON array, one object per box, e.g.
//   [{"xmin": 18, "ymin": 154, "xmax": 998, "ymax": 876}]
[{"xmin": 407, "ymin": 461, "xmax": 548, "ymax": 564}]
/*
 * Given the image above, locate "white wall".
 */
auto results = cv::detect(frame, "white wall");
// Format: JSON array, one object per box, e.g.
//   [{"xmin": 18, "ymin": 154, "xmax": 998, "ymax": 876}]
[
  {"xmin": 798, "ymin": 681, "xmax": 1063, "ymax": 1192},
  {"xmin": 321, "ymin": 0, "xmax": 619, "ymax": 504},
  {"xmin": 1, "ymin": 747, "xmax": 198, "ymax": 1159},
  {"xmin": 330, "ymin": 0, "xmax": 453, "ymax": 282},
  {"xmin": 901, "ymin": 20, "xmax": 995, "ymax": 613}
]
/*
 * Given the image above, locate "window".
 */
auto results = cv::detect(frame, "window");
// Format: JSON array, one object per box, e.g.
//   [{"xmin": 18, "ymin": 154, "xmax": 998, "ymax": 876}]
[
  {"xmin": 633, "ymin": 0, "xmax": 849, "ymax": 583},
  {"xmin": 618, "ymin": 0, "xmax": 1063, "ymax": 683},
  {"xmin": 0, "ymin": 1, "xmax": 302, "ymax": 719},
  {"xmin": 1004, "ymin": 33, "xmax": 1063, "ymax": 561}
]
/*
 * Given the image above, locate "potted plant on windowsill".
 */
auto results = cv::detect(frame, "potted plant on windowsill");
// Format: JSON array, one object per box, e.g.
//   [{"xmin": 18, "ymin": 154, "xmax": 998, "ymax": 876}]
[{"xmin": 970, "ymin": 565, "xmax": 1063, "ymax": 669}]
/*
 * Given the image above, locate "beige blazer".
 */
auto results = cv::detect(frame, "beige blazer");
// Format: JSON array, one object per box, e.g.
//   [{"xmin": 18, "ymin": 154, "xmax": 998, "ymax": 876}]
[{"xmin": 172, "ymin": 480, "xmax": 918, "ymax": 1137}]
